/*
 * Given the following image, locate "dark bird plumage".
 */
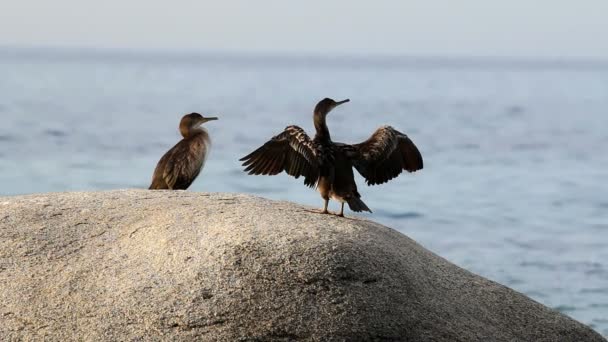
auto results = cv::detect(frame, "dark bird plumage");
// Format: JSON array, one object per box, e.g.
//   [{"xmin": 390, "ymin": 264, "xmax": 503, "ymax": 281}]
[
  {"xmin": 240, "ymin": 98, "xmax": 423, "ymax": 216},
  {"xmin": 149, "ymin": 113, "xmax": 218, "ymax": 190}
]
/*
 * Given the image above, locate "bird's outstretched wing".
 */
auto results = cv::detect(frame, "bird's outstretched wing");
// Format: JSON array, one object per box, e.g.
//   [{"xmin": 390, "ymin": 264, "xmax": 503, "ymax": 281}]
[
  {"xmin": 343, "ymin": 125, "xmax": 423, "ymax": 186},
  {"xmin": 240, "ymin": 125, "xmax": 320, "ymax": 187}
]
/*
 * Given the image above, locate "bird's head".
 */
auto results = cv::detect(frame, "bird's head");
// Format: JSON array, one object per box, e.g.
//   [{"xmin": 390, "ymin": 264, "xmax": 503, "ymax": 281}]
[
  {"xmin": 313, "ymin": 98, "xmax": 350, "ymax": 117},
  {"xmin": 179, "ymin": 112, "xmax": 218, "ymax": 137}
]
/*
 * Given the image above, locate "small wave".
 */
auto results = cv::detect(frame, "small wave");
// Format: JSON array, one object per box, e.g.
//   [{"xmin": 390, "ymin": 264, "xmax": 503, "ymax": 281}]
[
  {"xmin": 0, "ymin": 134, "xmax": 16, "ymax": 142},
  {"xmin": 505, "ymin": 105, "xmax": 525, "ymax": 116},
  {"xmin": 505, "ymin": 277, "xmax": 524, "ymax": 285},
  {"xmin": 69, "ymin": 162, "xmax": 98, "ymax": 170},
  {"xmin": 585, "ymin": 267, "xmax": 608, "ymax": 276},
  {"xmin": 511, "ymin": 142, "xmax": 549, "ymax": 151},
  {"xmin": 524, "ymin": 290, "xmax": 547, "ymax": 299},
  {"xmin": 377, "ymin": 210, "xmax": 424, "ymax": 220},
  {"xmin": 134, "ymin": 145, "xmax": 155, "ymax": 154},
  {"xmin": 553, "ymin": 305, "xmax": 577, "ymax": 313},
  {"xmin": 590, "ymin": 223, "xmax": 608, "ymax": 230},
  {"xmin": 519, "ymin": 260, "xmax": 557, "ymax": 270},
  {"xmin": 580, "ymin": 288, "xmax": 608, "ymax": 294},
  {"xmin": 44, "ymin": 129, "xmax": 68, "ymax": 137},
  {"xmin": 456, "ymin": 143, "xmax": 480, "ymax": 150},
  {"xmin": 505, "ymin": 238, "xmax": 534, "ymax": 250},
  {"xmin": 228, "ymin": 168, "xmax": 246, "ymax": 176}
]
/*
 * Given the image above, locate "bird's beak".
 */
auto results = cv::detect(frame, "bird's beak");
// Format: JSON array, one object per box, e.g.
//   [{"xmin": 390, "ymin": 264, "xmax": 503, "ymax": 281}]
[
  {"xmin": 203, "ymin": 116, "xmax": 219, "ymax": 122},
  {"xmin": 335, "ymin": 99, "xmax": 350, "ymax": 106}
]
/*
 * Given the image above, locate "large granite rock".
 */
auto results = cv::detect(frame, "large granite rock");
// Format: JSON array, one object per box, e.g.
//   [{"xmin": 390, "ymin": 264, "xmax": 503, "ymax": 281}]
[{"xmin": 0, "ymin": 190, "xmax": 604, "ymax": 341}]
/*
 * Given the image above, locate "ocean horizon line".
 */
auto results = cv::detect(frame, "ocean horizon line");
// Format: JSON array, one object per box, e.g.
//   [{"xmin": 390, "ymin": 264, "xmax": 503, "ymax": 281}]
[{"xmin": 2, "ymin": 44, "xmax": 608, "ymax": 70}]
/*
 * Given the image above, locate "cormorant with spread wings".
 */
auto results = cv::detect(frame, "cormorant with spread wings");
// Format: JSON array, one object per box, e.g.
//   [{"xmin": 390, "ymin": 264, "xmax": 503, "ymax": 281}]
[{"xmin": 240, "ymin": 98, "xmax": 423, "ymax": 216}]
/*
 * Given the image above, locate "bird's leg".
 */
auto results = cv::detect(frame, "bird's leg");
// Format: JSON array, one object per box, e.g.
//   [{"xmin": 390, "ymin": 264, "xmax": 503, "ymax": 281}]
[
  {"xmin": 321, "ymin": 198, "xmax": 329, "ymax": 214},
  {"xmin": 338, "ymin": 203, "xmax": 345, "ymax": 217}
]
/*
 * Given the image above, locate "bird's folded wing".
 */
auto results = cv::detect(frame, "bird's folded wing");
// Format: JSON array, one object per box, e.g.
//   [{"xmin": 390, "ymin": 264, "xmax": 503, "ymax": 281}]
[
  {"xmin": 160, "ymin": 149, "xmax": 181, "ymax": 189},
  {"xmin": 345, "ymin": 125, "xmax": 423, "ymax": 186},
  {"xmin": 240, "ymin": 125, "xmax": 320, "ymax": 187},
  {"xmin": 160, "ymin": 144, "xmax": 203, "ymax": 190}
]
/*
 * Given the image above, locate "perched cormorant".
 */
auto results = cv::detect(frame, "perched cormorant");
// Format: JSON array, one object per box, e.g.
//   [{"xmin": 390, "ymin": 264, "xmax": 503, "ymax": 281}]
[
  {"xmin": 149, "ymin": 113, "xmax": 218, "ymax": 190},
  {"xmin": 240, "ymin": 98, "xmax": 423, "ymax": 216}
]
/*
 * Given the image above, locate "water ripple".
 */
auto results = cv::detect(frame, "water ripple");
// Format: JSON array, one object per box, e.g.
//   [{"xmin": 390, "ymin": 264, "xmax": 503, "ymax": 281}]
[
  {"xmin": 0, "ymin": 134, "xmax": 16, "ymax": 142},
  {"xmin": 553, "ymin": 305, "xmax": 577, "ymax": 313},
  {"xmin": 43, "ymin": 129, "xmax": 68, "ymax": 137},
  {"xmin": 377, "ymin": 210, "xmax": 424, "ymax": 220},
  {"xmin": 1, "ymin": 52, "xmax": 607, "ymax": 334},
  {"xmin": 519, "ymin": 261, "xmax": 557, "ymax": 271},
  {"xmin": 580, "ymin": 288, "xmax": 608, "ymax": 294}
]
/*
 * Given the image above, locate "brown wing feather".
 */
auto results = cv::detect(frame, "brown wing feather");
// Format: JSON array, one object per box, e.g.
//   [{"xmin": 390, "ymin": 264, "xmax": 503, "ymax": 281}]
[
  {"xmin": 347, "ymin": 125, "xmax": 423, "ymax": 186},
  {"xmin": 240, "ymin": 125, "xmax": 320, "ymax": 187},
  {"xmin": 149, "ymin": 135, "xmax": 208, "ymax": 190},
  {"xmin": 149, "ymin": 147, "xmax": 181, "ymax": 189}
]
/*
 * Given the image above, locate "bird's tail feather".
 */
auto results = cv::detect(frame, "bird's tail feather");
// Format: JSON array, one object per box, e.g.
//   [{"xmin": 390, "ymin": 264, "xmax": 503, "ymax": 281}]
[{"xmin": 347, "ymin": 197, "xmax": 372, "ymax": 213}]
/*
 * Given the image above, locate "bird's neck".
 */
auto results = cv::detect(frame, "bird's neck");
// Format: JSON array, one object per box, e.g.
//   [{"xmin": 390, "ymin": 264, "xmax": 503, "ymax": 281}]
[
  {"xmin": 180, "ymin": 125, "xmax": 205, "ymax": 139},
  {"xmin": 313, "ymin": 113, "xmax": 331, "ymax": 141}
]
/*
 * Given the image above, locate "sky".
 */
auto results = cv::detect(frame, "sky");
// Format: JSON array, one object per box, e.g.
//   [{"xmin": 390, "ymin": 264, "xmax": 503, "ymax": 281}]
[{"xmin": 1, "ymin": 0, "xmax": 607, "ymax": 59}]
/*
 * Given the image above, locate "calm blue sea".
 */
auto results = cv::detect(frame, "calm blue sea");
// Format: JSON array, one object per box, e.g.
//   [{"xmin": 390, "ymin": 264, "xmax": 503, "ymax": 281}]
[{"xmin": 1, "ymin": 48, "xmax": 607, "ymax": 335}]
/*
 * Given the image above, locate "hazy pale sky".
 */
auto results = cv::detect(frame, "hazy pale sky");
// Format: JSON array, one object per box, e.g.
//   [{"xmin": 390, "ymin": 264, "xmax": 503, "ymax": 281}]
[{"xmin": 1, "ymin": 0, "xmax": 607, "ymax": 58}]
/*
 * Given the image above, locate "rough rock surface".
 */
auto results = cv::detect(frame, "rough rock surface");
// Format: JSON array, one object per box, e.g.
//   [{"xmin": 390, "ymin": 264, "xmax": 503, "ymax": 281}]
[{"xmin": 0, "ymin": 190, "xmax": 605, "ymax": 341}]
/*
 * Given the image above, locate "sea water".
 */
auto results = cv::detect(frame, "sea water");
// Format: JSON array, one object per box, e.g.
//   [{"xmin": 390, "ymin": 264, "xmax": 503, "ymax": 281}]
[{"xmin": 0, "ymin": 48, "xmax": 607, "ymax": 335}]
